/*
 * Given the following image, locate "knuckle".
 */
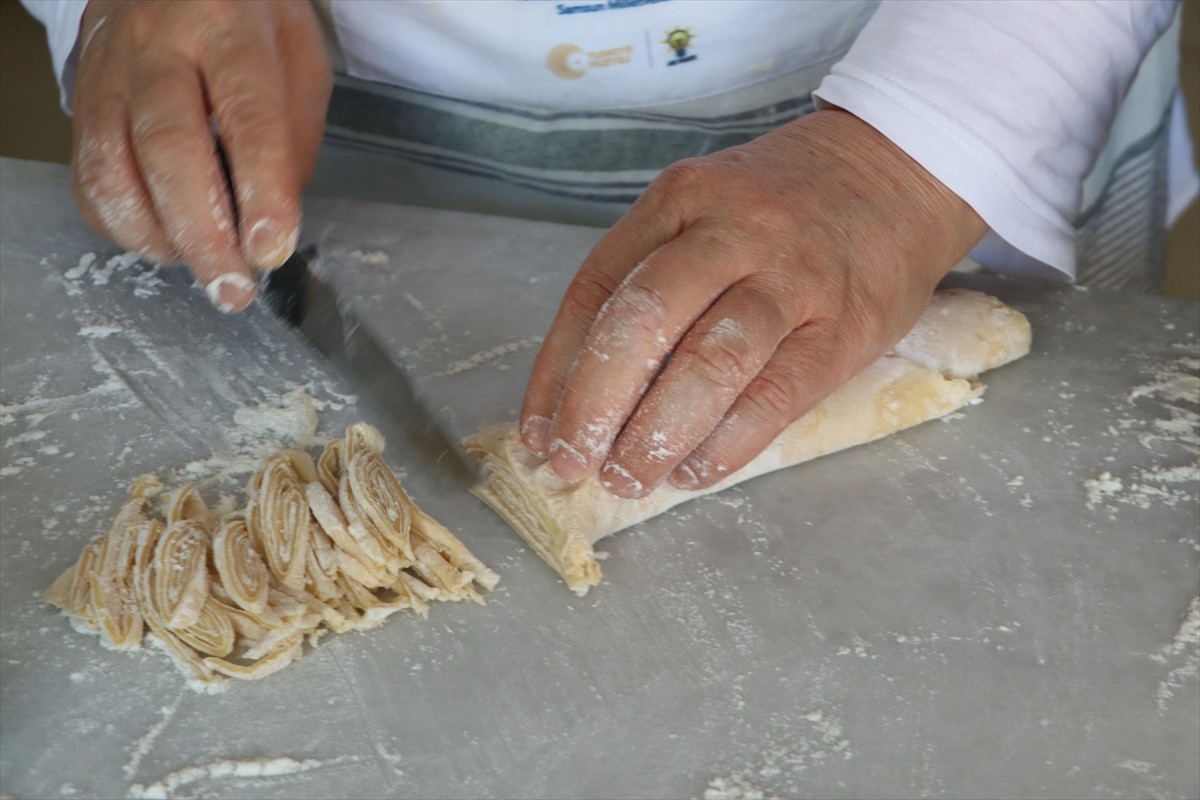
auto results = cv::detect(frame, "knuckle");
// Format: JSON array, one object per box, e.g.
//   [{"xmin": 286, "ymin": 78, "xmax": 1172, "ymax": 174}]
[
  {"xmin": 605, "ymin": 280, "xmax": 669, "ymax": 329},
  {"xmin": 737, "ymin": 198, "xmax": 797, "ymax": 238},
  {"xmin": 116, "ymin": 5, "xmax": 160, "ymax": 48},
  {"xmin": 213, "ymin": 90, "xmax": 263, "ymax": 125},
  {"xmin": 201, "ymin": 0, "xmax": 240, "ymax": 28},
  {"xmin": 681, "ymin": 338, "xmax": 751, "ymax": 393},
  {"xmin": 131, "ymin": 118, "xmax": 204, "ymax": 157},
  {"xmin": 655, "ymin": 158, "xmax": 709, "ymax": 193},
  {"xmin": 212, "ymin": 75, "xmax": 280, "ymax": 128},
  {"xmin": 562, "ymin": 273, "xmax": 619, "ymax": 326},
  {"xmin": 743, "ymin": 371, "xmax": 802, "ymax": 423}
]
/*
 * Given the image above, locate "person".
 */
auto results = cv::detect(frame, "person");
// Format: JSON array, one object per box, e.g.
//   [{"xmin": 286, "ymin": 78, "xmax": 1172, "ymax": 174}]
[{"xmin": 23, "ymin": 0, "xmax": 1199, "ymax": 501}]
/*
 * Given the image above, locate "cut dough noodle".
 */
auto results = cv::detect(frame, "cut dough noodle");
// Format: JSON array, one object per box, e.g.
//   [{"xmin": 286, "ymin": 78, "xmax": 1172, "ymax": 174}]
[
  {"xmin": 463, "ymin": 289, "xmax": 1031, "ymax": 596},
  {"xmin": 45, "ymin": 423, "xmax": 497, "ymax": 687}
]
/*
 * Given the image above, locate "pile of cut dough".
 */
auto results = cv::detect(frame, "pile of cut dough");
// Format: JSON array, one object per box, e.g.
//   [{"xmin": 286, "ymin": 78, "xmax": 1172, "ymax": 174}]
[
  {"xmin": 464, "ymin": 288, "xmax": 1032, "ymax": 596},
  {"xmin": 44, "ymin": 423, "xmax": 497, "ymax": 686}
]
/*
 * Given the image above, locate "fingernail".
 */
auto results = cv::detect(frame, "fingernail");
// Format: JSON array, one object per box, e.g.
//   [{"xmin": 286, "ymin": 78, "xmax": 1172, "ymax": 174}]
[
  {"xmin": 521, "ymin": 415, "xmax": 552, "ymax": 456},
  {"xmin": 204, "ymin": 272, "xmax": 256, "ymax": 313},
  {"xmin": 669, "ymin": 462, "xmax": 700, "ymax": 491},
  {"xmin": 247, "ymin": 218, "xmax": 297, "ymax": 269},
  {"xmin": 600, "ymin": 462, "xmax": 646, "ymax": 499},
  {"xmin": 548, "ymin": 439, "xmax": 589, "ymax": 482}
]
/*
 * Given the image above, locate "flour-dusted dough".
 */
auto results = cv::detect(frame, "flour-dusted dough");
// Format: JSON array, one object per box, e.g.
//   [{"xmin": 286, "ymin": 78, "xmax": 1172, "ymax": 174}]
[
  {"xmin": 45, "ymin": 423, "xmax": 498, "ymax": 687},
  {"xmin": 463, "ymin": 289, "xmax": 1031, "ymax": 595}
]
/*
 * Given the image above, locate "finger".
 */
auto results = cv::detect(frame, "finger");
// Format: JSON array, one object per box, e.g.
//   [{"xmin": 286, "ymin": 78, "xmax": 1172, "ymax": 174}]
[
  {"xmin": 276, "ymin": 0, "xmax": 333, "ymax": 186},
  {"xmin": 545, "ymin": 228, "xmax": 749, "ymax": 482},
  {"xmin": 669, "ymin": 321, "xmax": 855, "ymax": 492},
  {"xmin": 518, "ymin": 181, "xmax": 688, "ymax": 456},
  {"xmin": 203, "ymin": 28, "xmax": 299, "ymax": 270},
  {"xmin": 128, "ymin": 55, "xmax": 254, "ymax": 312},
  {"xmin": 72, "ymin": 97, "xmax": 175, "ymax": 264},
  {"xmin": 600, "ymin": 282, "xmax": 792, "ymax": 498}
]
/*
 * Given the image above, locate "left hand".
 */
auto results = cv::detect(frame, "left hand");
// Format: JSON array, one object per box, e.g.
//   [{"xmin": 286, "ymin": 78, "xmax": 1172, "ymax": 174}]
[{"xmin": 519, "ymin": 109, "xmax": 987, "ymax": 498}]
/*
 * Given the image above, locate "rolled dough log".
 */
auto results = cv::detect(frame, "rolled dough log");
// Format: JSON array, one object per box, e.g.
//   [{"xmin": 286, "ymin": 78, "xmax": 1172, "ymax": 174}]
[{"xmin": 462, "ymin": 289, "xmax": 1031, "ymax": 595}]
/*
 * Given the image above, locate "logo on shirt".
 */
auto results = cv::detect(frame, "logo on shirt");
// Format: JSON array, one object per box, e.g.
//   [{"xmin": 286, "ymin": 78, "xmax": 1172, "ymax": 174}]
[
  {"xmin": 662, "ymin": 27, "xmax": 697, "ymax": 66},
  {"xmin": 546, "ymin": 43, "xmax": 635, "ymax": 80}
]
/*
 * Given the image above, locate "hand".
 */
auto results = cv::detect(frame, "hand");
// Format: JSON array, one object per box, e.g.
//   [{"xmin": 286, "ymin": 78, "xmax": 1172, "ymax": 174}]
[
  {"xmin": 70, "ymin": 0, "xmax": 331, "ymax": 312},
  {"xmin": 520, "ymin": 110, "xmax": 986, "ymax": 498}
]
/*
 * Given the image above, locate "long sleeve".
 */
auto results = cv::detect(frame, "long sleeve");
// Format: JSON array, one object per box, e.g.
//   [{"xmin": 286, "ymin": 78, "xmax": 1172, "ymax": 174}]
[
  {"xmin": 21, "ymin": 0, "xmax": 88, "ymax": 111},
  {"xmin": 813, "ymin": 0, "xmax": 1180, "ymax": 279}
]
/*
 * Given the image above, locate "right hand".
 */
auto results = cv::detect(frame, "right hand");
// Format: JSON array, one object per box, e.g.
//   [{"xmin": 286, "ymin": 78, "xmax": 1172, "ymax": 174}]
[{"xmin": 71, "ymin": 0, "xmax": 332, "ymax": 312}]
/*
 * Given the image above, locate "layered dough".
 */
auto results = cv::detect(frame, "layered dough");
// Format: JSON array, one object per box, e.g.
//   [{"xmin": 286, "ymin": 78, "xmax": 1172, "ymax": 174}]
[
  {"xmin": 463, "ymin": 289, "xmax": 1031, "ymax": 596},
  {"xmin": 45, "ymin": 423, "xmax": 497, "ymax": 686}
]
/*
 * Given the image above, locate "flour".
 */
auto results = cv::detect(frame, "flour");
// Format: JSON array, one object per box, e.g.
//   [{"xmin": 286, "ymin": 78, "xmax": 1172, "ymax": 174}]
[
  {"xmin": 701, "ymin": 707, "xmax": 852, "ymax": 799},
  {"xmin": 124, "ymin": 696, "xmax": 183, "ymax": 780},
  {"xmin": 402, "ymin": 291, "xmax": 445, "ymax": 332},
  {"xmin": 432, "ymin": 337, "xmax": 543, "ymax": 377},
  {"xmin": 703, "ymin": 776, "xmax": 771, "ymax": 800},
  {"xmin": 64, "ymin": 252, "xmax": 98, "ymax": 281},
  {"xmin": 1085, "ymin": 354, "xmax": 1200, "ymax": 513},
  {"xmin": 349, "ymin": 249, "xmax": 389, "ymax": 265},
  {"xmin": 128, "ymin": 756, "xmax": 330, "ymax": 799},
  {"xmin": 1150, "ymin": 596, "xmax": 1200, "ymax": 713},
  {"xmin": 1130, "ymin": 373, "xmax": 1200, "ymax": 404},
  {"xmin": 59, "ymin": 250, "xmax": 166, "ymax": 298},
  {"xmin": 3, "ymin": 429, "xmax": 47, "ymax": 446},
  {"xmin": 1084, "ymin": 472, "xmax": 1124, "ymax": 510},
  {"xmin": 79, "ymin": 323, "xmax": 123, "ymax": 339},
  {"xmin": 173, "ymin": 388, "xmax": 320, "ymax": 490}
]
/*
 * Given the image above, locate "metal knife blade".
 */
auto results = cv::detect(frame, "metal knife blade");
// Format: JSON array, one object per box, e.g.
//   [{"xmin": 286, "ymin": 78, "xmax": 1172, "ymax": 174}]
[{"xmin": 259, "ymin": 248, "xmax": 476, "ymax": 486}]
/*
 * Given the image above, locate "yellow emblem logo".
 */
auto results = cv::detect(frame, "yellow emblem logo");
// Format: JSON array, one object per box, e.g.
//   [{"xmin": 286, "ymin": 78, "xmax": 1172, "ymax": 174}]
[{"xmin": 662, "ymin": 27, "xmax": 697, "ymax": 66}]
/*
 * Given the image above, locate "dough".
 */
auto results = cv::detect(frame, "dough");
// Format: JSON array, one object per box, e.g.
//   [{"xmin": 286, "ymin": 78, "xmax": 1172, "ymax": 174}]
[
  {"xmin": 463, "ymin": 289, "xmax": 1031, "ymax": 596},
  {"xmin": 44, "ymin": 423, "xmax": 498, "ymax": 687}
]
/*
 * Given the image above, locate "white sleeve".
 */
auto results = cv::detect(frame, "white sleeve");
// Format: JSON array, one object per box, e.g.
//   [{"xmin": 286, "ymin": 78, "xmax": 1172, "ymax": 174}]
[
  {"xmin": 813, "ymin": 0, "xmax": 1179, "ymax": 280},
  {"xmin": 21, "ymin": 0, "xmax": 89, "ymax": 112}
]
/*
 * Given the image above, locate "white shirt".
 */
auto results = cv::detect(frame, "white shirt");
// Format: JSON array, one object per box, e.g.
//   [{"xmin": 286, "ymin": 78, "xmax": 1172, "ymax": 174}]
[{"xmin": 22, "ymin": 0, "xmax": 1199, "ymax": 281}]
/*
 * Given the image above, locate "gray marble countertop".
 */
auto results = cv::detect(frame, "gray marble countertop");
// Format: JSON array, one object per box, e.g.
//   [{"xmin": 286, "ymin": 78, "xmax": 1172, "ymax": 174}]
[{"xmin": 2, "ymin": 158, "xmax": 1197, "ymax": 800}]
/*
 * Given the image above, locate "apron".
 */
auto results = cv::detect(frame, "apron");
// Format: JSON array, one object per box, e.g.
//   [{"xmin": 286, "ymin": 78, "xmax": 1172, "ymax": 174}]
[{"xmin": 306, "ymin": 0, "xmax": 1187, "ymax": 293}]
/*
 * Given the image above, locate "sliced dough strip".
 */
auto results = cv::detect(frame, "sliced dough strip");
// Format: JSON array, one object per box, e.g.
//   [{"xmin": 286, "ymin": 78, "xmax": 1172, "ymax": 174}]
[
  {"xmin": 211, "ymin": 515, "xmax": 271, "ymax": 615},
  {"xmin": 45, "ymin": 421, "xmax": 496, "ymax": 687},
  {"xmin": 247, "ymin": 451, "xmax": 316, "ymax": 591},
  {"xmin": 149, "ymin": 520, "xmax": 211, "ymax": 629}
]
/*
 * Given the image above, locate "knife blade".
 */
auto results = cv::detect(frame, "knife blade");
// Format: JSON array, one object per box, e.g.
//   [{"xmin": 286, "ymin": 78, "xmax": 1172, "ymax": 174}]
[{"xmin": 259, "ymin": 247, "xmax": 476, "ymax": 487}]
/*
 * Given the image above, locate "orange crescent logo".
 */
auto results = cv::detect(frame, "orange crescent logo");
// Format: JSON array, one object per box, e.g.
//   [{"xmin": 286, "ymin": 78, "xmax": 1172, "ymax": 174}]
[{"xmin": 547, "ymin": 44, "xmax": 588, "ymax": 80}]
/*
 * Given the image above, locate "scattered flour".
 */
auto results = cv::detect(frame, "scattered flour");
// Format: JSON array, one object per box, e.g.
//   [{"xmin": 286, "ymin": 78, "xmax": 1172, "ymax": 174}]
[
  {"xmin": 78, "ymin": 323, "xmax": 123, "ymax": 339},
  {"xmin": 1085, "ymin": 354, "xmax": 1199, "ymax": 512},
  {"xmin": 124, "ymin": 696, "xmax": 183, "ymax": 780},
  {"xmin": 432, "ymin": 337, "xmax": 543, "ymax": 377},
  {"xmin": 173, "ymin": 388, "xmax": 320, "ymax": 490},
  {"xmin": 1084, "ymin": 472, "xmax": 1124, "ymax": 510},
  {"xmin": 349, "ymin": 249, "xmax": 389, "ymax": 265},
  {"xmin": 702, "ymin": 707, "xmax": 851, "ymax": 799},
  {"xmin": 1150, "ymin": 596, "xmax": 1200, "ymax": 713},
  {"xmin": 128, "ymin": 756, "xmax": 327, "ymax": 799},
  {"xmin": 1129, "ymin": 372, "xmax": 1200, "ymax": 404},
  {"xmin": 703, "ymin": 776, "xmax": 771, "ymax": 800},
  {"xmin": 59, "ymin": 250, "xmax": 166, "ymax": 298},
  {"xmin": 402, "ymin": 291, "xmax": 444, "ymax": 332},
  {"xmin": 64, "ymin": 252, "xmax": 98, "ymax": 281}
]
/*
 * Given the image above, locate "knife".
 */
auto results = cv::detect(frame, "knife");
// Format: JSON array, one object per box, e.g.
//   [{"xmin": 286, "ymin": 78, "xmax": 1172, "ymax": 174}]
[
  {"xmin": 212, "ymin": 140, "xmax": 472, "ymax": 485},
  {"xmin": 258, "ymin": 248, "xmax": 476, "ymax": 487}
]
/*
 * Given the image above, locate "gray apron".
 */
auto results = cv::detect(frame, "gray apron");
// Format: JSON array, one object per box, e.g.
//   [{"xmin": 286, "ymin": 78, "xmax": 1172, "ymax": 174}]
[{"xmin": 306, "ymin": 12, "xmax": 1182, "ymax": 294}]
